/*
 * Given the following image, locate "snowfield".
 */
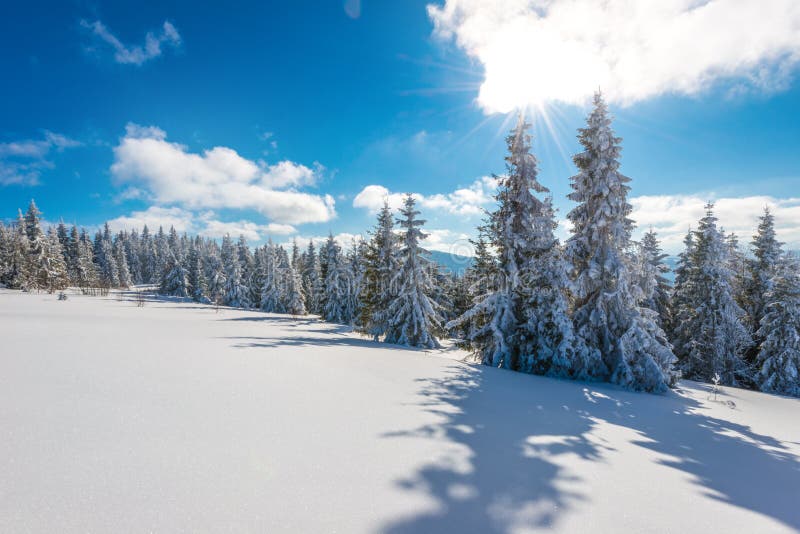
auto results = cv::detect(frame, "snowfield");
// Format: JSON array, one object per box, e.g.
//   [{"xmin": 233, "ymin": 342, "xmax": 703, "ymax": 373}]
[{"xmin": 1, "ymin": 289, "xmax": 799, "ymax": 534}]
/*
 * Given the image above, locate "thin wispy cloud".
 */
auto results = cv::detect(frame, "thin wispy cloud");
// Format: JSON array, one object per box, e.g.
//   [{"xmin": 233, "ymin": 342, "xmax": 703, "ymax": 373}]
[
  {"xmin": 81, "ymin": 19, "xmax": 181, "ymax": 65},
  {"xmin": 428, "ymin": 0, "xmax": 800, "ymax": 111},
  {"xmin": 0, "ymin": 131, "xmax": 82, "ymax": 186}
]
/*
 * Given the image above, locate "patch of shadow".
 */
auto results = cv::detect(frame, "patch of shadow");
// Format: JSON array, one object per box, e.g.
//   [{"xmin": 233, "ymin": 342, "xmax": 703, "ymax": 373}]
[{"xmin": 379, "ymin": 365, "xmax": 800, "ymax": 533}]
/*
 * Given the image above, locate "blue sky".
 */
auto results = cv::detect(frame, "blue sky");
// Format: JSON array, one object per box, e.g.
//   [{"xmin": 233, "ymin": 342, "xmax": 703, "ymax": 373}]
[{"xmin": 1, "ymin": 0, "xmax": 799, "ymax": 254}]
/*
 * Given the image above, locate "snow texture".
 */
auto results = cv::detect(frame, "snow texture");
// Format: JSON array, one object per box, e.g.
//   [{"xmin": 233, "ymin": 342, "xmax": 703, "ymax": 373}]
[{"xmin": 1, "ymin": 289, "xmax": 798, "ymax": 533}]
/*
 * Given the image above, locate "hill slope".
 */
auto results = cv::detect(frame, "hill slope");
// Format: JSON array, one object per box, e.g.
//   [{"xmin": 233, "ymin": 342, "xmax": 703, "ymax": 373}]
[{"xmin": 1, "ymin": 289, "xmax": 798, "ymax": 533}]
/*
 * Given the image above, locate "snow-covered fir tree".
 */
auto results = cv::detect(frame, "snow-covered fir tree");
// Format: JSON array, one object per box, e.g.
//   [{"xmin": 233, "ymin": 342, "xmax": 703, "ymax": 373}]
[
  {"xmin": 160, "ymin": 252, "xmax": 190, "ymax": 297},
  {"xmin": 75, "ymin": 229, "xmax": 98, "ymax": 290},
  {"xmin": 446, "ymin": 115, "xmax": 541, "ymax": 369},
  {"xmin": 680, "ymin": 203, "xmax": 751, "ymax": 386},
  {"xmin": 344, "ymin": 238, "xmax": 366, "ymax": 325},
  {"xmin": 322, "ymin": 234, "xmax": 350, "ymax": 323},
  {"xmin": 187, "ymin": 241, "xmax": 209, "ymax": 303},
  {"xmin": 444, "ymin": 272, "xmax": 471, "ymax": 334},
  {"xmin": 282, "ymin": 261, "xmax": 307, "ymax": 316},
  {"xmin": 24, "ymin": 200, "xmax": 51, "ymax": 291},
  {"xmin": 64, "ymin": 225, "xmax": 81, "ymax": 284},
  {"xmin": 636, "ymin": 230, "xmax": 672, "ymax": 328},
  {"xmin": 221, "ymin": 234, "xmax": 250, "ymax": 308},
  {"xmin": 454, "ymin": 115, "xmax": 590, "ymax": 376},
  {"xmin": 237, "ymin": 235, "xmax": 257, "ymax": 303},
  {"xmin": 743, "ymin": 208, "xmax": 784, "ymax": 355},
  {"xmin": 448, "ymin": 227, "xmax": 497, "ymax": 350},
  {"xmin": 385, "ymin": 194, "xmax": 442, "ymax": 348},
  {"xmin": 56, "ymin": 221, "xmax": 70, "ymax": 260},
  {"xmin": 668, "ymin": 228, "xmax": 695, "ymax": 357},
  {"xmin": 43, "ymin": 227, "xmax": 69, "ymax": 292},
  {"xmin": 90, "ymin": 224, "xmax": 123, "ymax": 289},
  {"xmin": 114, "ymin": 236, "xmax": 132, "ymax": 288},
  {"xmin": 755, "ymin": 256, "xmax": 800, "ymax": 397},
  {"xmin": 0, "ymin": 223, "xmax": 10, "ymax": 286},
  {"xmin": 260, "ymin": 242, "xmax": 285, "ymax": 313},
  {"xmin": 450, "ymin": 116, "xmax": 596, "ymax": 377},
  {"xmin": 205, "ymin": 243, "xmax": 226, "ymax": 304},
  {"xmin": 139, "ymin": 226, "xmax": 156, "ymax": 284},
  {"xmin": 301, "ymin": 240, "xmax": 322, "ymax": 314},
  {"xmin": 358, "ymin": 201, "xmax": 400, "ymax": 340},
  {"xmin": 125, "ymin": 230, "xmax": 143, "ymax": 285},
  {"xmin": 154, "ymin": 227, "xmax": 170, "ymax": 284},
  {"xmin": 566, "ymin": 92, "xmax": 676, "ymax": 391},
  {"xmin": 504, "ymin": 118, "xmax": 593, "ymax": 378},
  {"xmin": 2, "ymin": 211, "xmax": 31, "ymax": 289}
]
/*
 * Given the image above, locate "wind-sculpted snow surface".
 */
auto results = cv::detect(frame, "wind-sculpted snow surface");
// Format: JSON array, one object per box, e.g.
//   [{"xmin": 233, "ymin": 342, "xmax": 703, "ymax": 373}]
[{"xmin": 1, "ymin": 289, "xmax": 798, "ymax": 533}]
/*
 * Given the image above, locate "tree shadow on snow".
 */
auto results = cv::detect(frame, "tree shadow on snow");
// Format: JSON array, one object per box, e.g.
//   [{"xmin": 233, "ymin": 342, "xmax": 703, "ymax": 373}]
[
  {"xmin": 218, "ymin": 315, "xmax": 320, "ymax": 327},
  {"xmin": 221, "ymin": 325, "xmax": 425, "ymax": 353},
  {"xmin": 223, "ymin": 336, "xmax": 422, "ymax": 353},
  {"xmin": 379, "ymin": 365, "xmax": 800, "ymax": 533}
]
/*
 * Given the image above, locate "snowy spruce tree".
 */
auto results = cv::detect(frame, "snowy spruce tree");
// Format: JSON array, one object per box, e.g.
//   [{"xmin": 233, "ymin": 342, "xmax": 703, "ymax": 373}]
[
  {"xmin": 755, "ymin": 256, "xmax": 800, "ymax": 397},
  {"xmin": 448, "ymin": 116, "xmax": 595, "ymax": 376},
  {"xmin": 637, "ymin": 230, "xmax": 672, "ymax": 328},
  {"xmin": 385, "ymin": 194, "xmax": 442, "ymax": 348},
  {"xmin": 205, "ymin": 245, "xmax": 226, "ymax": 304},
  {"xmin": 322, "ymin": 234, "xmax": 349, "ymax": 323},
  {"xmin": 299, "ymin": 240, "xmax": 321, "ymax": 314},
  {"xmin": 0, "ymin": 222, "xmax": 10, "ymax": 286},
  {"xmin": 260, "ymin": 242, "xmax": 285, "ymax": 313},
  {"xmin": 221, "ymin": 234, "xmax": 250, "ymax": 308},
  {"xmin": 446, "ymin": 117, "xmax": 539, "ymax": 369},
  {"xmin": 75, "ymin": 229, "xmax": 98, "ymax": 290},
  {"xmin": 680, "ymin": 204, "xmax": 751, "ymax": 385},
  {"xmin": 566, "ymin": 92, "xmax": 677, "ymax": 391},
  {"xmin": 160, "ymin": 252, "xmax": 189, "ymax": 297},
  {"xmin": 282, "ymin": 262, "xmax": 307, "ymax": 316},
  {"xmin": 668, "ymin": 228, "xmax": 696, "ymax": 357},
  {"xmin": 24, "ymin": 200, "xmax": 50, "ymax": 291},
  {"xmin": 358, "ymin": 201, "xmax": 400, "ymax": 340},
  {"xmin": 187, "ymin": 241, "xmax": 209, "ymax": 303},
  {"xmin": 743, "ymin": 208, "xmax": 784, "ymax": 355},
  {"xmin": 344, "ymin": 238, "xmax": 366, "ymax": 325},
  {"xmin": 4, "ymin": 210, "xmax": 31, "ymax": 289},
  {"xmin": 65, "ymin": 225, "xmax": 81, "ymax": 284},
  {"xmin": 509, "ymin": 119, "xmax": 592, "ymax": 378},
  {"xmin": 449, "ymin": 227, "xmax": 497, "ymax": 351},
  {"xmin": 43, "ymin": 227, "xmax": 69, "ymax": 292},
  {"xmin": 114, "ymin": 237, "xmax": 132, "ymax": 288}
]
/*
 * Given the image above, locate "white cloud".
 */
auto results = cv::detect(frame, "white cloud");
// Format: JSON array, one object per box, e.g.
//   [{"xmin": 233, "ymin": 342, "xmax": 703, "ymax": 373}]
[
  {"xmin": 260, "ymin": 160, "xmax": 320, "ymax": 188},
  {"xmin": 0, "ymin": 131, "xmax": 82, "ymax": 186},
  {"xmin": 107, "ymin": 206, "xmax": 195, "ymax": 233},
  {"xmin": 111, "ymin": 123, "xmax": 335, "ymax": 225},
  {"xmin": 428, "ymin": 0, "xmax": 800, "ymax": 111},
  {"xmin": 81, "ymin": 19, "xmax": 181, "ymax": 66},
  {"xmin": 107, "ymin": 207, "xmax": 298, "ymax": 242},
  {"xmin": 629, "ymin": 194, "xmax": 800, "ymax": 253},
  {"xmin": 353, "ymin": 176, "xmax": 497, "ymax": 215},
  {"xmin": 199, "ymin": 219, "xmax": 297, "ymax": 241},
  {"xmin": 287, "ymin": 233, "xmax": 364, "ymax": 252}
]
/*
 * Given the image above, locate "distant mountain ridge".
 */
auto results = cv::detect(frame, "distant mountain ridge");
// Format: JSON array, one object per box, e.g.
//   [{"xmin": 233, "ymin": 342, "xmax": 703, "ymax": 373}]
[{"xmin": 429, "ymin": 250, "xmax": 474, "ymax": 275}]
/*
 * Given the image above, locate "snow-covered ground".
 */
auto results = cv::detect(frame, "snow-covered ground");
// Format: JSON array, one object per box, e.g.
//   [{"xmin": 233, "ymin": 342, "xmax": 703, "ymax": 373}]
[{"xmin": 1, "ymin": 289, "xmax": 799, "ymax": 534}]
